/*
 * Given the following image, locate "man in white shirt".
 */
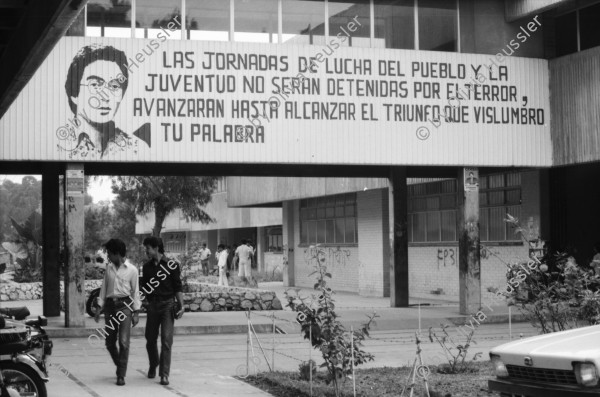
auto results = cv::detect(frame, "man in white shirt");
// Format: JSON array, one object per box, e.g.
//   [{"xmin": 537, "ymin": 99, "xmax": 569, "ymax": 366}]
[
  {"xmin": 199, "ymin": 243, "xmax": 211, "ymax": 276},
  {"xmin": 216, "ymin": 244, "xmax": 229, "ymax": 286},
  {"xmin": 97, "ymin": 239, "xmax": 141, "ymax": 386},
  {"xmin": 235, "ymin": 239, "xmax": 254, "ymax": 278}
]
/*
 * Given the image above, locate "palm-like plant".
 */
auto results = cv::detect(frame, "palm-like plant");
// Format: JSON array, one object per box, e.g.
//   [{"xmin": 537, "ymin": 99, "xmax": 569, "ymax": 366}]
[{"xmin": 1, "ymin": 211, "xmax": 43, "ymax": 282}]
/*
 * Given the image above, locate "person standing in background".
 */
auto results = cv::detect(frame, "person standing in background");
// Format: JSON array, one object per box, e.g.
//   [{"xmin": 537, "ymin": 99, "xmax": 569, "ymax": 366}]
[
  {"xmin": 198, "ymin": 243, "xmax": 211, "ymax": 276},
  {"xmin": 235, "ymin": 239, "xmax": 254, "ymax": 278},
  {"xmin": 216, "ymin": 244, "xmax": 229, "ymax": 286}
]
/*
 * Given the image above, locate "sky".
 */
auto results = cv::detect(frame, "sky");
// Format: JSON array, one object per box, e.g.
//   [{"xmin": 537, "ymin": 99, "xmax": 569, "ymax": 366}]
[{"xmin": 0, "ymin": 174, "xmax": 116, "ymax": 203}]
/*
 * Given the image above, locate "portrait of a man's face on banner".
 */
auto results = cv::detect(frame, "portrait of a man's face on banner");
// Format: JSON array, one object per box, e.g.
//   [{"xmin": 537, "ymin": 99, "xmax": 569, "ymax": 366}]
[{"xmin": 58, "ymin": 44, "xmax": 151, "ymax": 159}]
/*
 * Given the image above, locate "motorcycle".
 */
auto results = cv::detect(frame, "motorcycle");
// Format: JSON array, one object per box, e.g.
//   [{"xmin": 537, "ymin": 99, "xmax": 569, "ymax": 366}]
[{"xmin": 0, "ymin": 306, "xmax": 52, "ymax": 397}]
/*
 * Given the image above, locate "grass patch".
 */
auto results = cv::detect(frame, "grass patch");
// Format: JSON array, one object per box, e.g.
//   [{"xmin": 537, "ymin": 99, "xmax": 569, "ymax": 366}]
[{"xmin": 242, "ymin": 362, "xmax": 496, "ymax": 397}]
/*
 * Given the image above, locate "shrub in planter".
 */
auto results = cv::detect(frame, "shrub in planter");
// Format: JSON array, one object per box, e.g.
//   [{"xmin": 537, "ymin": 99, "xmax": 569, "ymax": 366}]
[{"xmin": 285, "ymin": 246, "xmax": 377, "ymax": 397}]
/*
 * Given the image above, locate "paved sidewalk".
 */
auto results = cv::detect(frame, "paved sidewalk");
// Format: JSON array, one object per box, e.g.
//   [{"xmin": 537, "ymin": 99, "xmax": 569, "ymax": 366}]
[{"xmin": 45, "ymin": 323, "xmax": 538, "ymax": 397}]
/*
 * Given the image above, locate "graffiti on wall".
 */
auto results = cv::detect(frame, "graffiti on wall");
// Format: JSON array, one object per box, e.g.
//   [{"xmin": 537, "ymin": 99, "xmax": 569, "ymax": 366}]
[
  {"xmin": 480, "ymin": 245, "xmax": 500, "ymax": 261},
  {"xmin": 304, "ymin": 246, "xmax": 352, "ymax": 268},
  {"xmin": 437, "ymin": 246, "xmax": 501, "ymax": 268},
  {"xmin": 437, "ymin": 248, "xmax": 456, "ymax": 269}
]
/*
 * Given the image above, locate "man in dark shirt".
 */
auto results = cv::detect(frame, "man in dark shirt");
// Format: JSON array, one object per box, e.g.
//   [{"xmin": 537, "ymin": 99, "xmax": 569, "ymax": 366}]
[{"xmin": 142, "ymin": 236, "xmax": 184, "ymax": 386}]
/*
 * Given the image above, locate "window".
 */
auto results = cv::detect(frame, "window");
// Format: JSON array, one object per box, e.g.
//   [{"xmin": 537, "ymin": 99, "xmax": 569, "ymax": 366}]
[
  {"xmin": 579, "ymin": 3, "xmax": 600, "ymax": 51},
  {"xmin": 408, "ymin": 180, "xmax": 457, "ymax": 243},
  {"xmin": 267, "ymin": 227, "xmax": 283, "ymax": 252},
  {"xmin": 282, "ymin": 0, "xmax": 326, "ymax": 45},
  {"xmin": 86, "ymin": 0, "xmax": 132, "ymax": 38},
  {"xmin": 328, "ymin": 0, "xmax": 371, "ymax": 47},
  {"xmin": 553, "ymin": 3, "xmax": 600, "ymax": 57},
  {"xmin": 555, "ymin": 12, "xmax": 577, "ymax": 57},
  {"xmin": 135, "ymin": 0, "xmax": 182, "ymax": 39},
  {"xmin": 479, "ymin": 172, "xmax": 522, "ymax": 242},
  {"xmin": 84, "ymin": 0, "xmax": 460, "ymax": 52},
  {"xmin": 300, "ymin": 193, "xmax": 357, "ymax": 244},
  {"xmin": 374, "ymin": 0, "xmax": 415, "ymax": 49},
  {"xmin": 408, "ymin": 172, "xmax": 522, "ymax": 243},
  {"xmin": 163, "ymin": 231, "xmax": 186, "ymax": 252},
  {"xmin": 234, "ymin": 0, "xmax": 279, "ymax": 43},
  {"xmin": 187, "ymin": 0, "xmax": 229, "ymax": 41},
  {"xmin": 216, "ymin": 178, "xmax": 227, "ymax": 193},
  {"xmin": 418, "ymin": 0, "xmax": 458, "ymax": 52}
]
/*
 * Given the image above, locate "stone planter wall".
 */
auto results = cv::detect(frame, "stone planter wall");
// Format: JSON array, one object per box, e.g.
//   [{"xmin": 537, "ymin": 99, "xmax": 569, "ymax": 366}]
[
  {"xmin": 0, "ymin": 280, "xmax": 283, "ymax": 313},
  {"xmin": 182, "ymin": 282, "xmax": 282, "ymax": 312},
  {"xmin": 0, "ymin": 280, "xmax": 103, "ymax": 301}
]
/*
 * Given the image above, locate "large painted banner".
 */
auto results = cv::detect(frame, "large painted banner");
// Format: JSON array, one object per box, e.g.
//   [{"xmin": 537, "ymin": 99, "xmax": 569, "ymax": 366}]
[{"xmin": 0, "ymin": 37, "xmax": 550, "ymax": 166}]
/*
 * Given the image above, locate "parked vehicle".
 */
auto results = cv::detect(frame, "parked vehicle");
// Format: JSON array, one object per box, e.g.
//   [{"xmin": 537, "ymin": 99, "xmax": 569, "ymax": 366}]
[
  {"xmin": 0, "ymin": 306, "xmax": 52, "ymax": 397},
  {"xmin": 489, "ymin": 324, "xmax": 600, "ymax": 396}
]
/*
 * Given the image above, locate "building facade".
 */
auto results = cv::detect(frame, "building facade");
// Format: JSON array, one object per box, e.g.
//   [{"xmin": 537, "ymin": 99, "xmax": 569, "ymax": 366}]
[{"xmin": 3, "ymin": 0, "xmax": 600, "ymax": 321}]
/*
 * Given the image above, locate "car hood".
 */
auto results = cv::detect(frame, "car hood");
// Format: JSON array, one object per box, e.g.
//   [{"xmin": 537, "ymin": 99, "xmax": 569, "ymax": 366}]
[{"xmin": 490, "ymin": 325, "xmax": 600, "ymax": 370}]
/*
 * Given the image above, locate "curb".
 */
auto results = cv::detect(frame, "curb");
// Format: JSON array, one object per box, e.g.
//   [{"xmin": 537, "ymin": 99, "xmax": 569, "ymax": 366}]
[
  {"xmin": 446, "ymin": 313, "xmax": 529, "ymax": 326},
  {"xmin": 46, "ymin": 323, "xmax": 274, "ymax": 338}
]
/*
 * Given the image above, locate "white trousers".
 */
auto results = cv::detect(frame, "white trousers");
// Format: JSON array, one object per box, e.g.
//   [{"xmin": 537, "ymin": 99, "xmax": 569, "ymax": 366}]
[
  {"xmin": 218, "ymin": 267, "xmax": 229, "ymax": 286},
  {"xmin": 238, "ymin": 261, "xmax": 251, "ymax": 277}
]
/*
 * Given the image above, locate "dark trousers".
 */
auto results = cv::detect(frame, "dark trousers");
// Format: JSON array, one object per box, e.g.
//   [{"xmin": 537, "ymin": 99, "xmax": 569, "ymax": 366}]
[
  {"xmin": 145, "ymin": 299, "xmax": 175, "ymax": 377},
  {"xmin": 104, "ymin": 300, "xmax": 132, "ymax": 378},
  {"xmin": 201, "ymin": 260, "xmax": 209, "ymax": 276}
]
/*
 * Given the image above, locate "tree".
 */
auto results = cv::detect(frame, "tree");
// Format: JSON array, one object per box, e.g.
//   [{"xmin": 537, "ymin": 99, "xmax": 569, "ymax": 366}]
[
  {"xmin": 112, "ymin": 176, "xmax": 219, "ymax": 237},
  {"xmin": 0, "ymin": 176, "xmax": 42, "ymax": 241}
]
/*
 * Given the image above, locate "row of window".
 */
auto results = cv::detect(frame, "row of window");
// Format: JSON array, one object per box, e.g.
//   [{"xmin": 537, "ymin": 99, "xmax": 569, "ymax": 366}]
[
  {"xmin": 86, "ymin": 0, "xmax": 458, "ymax": 51},
  {"xmin": 555, "ymin": 3, "xmax": 600, "ymax": 57},
  {"xmin": 408, "ymin": 172, "xmax": 522, "ymax": 243},
  {"xmin": 300, "ymin": 193, "xmax": 357, "ymax": 244}
]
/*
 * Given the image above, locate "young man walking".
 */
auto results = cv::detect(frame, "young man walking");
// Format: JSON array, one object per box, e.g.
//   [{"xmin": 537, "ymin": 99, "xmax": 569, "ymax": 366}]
[
  {"xmin": 142, "ymin": 236, "xmax": 185, "ymax": 386},
  {"xmin": 96, "ymin": 239, "xmax": 141, "ymax": 386}
]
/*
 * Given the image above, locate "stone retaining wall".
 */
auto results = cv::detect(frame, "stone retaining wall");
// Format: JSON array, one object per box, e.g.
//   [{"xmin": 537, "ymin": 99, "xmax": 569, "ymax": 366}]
[
  {"xmin": 0, "ymin": 280, "xmax": 103, "ymax": 301},
  {"xmin": 1, "ymin": 280, "xmax": 283, "ymax": 312},
  {"xmin": 183, "ymin": 282, "xmax": 282, "ymax": 311}
]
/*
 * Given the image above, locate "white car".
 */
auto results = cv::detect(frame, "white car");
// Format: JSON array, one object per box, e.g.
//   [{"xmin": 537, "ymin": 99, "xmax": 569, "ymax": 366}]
[{"xmin": 489, "ymin": 325, "xmax": 600, "ymax": 396}]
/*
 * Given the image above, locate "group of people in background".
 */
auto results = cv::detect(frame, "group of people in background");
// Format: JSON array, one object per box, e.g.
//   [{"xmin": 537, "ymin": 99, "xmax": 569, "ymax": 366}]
[{"xmin": 196, "ymin": 239, "xmax": 257, "ymax": 286}]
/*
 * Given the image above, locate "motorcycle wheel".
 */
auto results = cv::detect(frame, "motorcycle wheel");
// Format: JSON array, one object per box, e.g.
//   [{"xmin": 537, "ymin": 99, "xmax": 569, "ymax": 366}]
[
  {"xmin": 1, "ymin": 362, "xmax": 47, "ymax": 397},
  {"xmin": 86, "ymin": 288, "xmax": 101, "ymax": 318}
]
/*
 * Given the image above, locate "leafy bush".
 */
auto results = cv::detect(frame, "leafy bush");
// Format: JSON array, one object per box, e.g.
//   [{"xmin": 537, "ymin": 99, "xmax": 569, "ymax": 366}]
[
  {"xmin": 298, "ymin": 360, "xmax": 317, "ymax": 381},
  {"xmin": 177, "ymin": 241, "xmax": 201, "ymax": 289},
  {"xmin": 285, "ymin": 247, "xmax": 377, "ymax": 397},
  {"xmin": 253, "ymin": 267, "xmax": 283, "ymax": 283},
  {"xmin": 429, "ymin": 324, "xmax": 482, "ymax": 374},
  {"xmin": 503, "ymin": 214, "xmax": 600, "ymax": 333},
  {"xmin": 85, "ymin": 265, "xmax": 105, "ymax": 280},
  {"xmin": 1, "ymin": 212, "xmax": 43, "ymax": 283},
  {"xmin": 504, "ymin": 256, "xmax": 600, "ymax": 333}
]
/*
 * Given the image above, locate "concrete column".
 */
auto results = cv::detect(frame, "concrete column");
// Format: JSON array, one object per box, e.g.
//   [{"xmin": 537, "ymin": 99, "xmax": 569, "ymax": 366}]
[
  {"xmin": 256, "ymin": 227, "xmax": 265, "ymax": 272},
  {"xmin": 388, "ymin": 167, "xmax": 409, "ymax": 307},
  {"xmin": 457, "ymin": 167, "xmax": 481, "ymax": 315},
  {"xmin": 64, "ymin": 164, "xmax": 85, "ymax": 327},
  {"xmin": 282, "ymin": 201, "xmax": 295, "ymax": 287},
  {"xmin": 42, "ymin": 163, "xmax": 61, "ymax": 317},
  {"xmin": 207, "ymin": 230, "xmax": 218, "ymax": 269}
]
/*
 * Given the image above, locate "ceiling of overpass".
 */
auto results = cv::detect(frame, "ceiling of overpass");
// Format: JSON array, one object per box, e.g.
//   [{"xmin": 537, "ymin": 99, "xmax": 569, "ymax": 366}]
[
  {"xmin": 0, "ymin": 1, "xmax": 28, "ymax": 60},
  {"xmin": 0, "ymin": 0, "xmax": 87, "ymax": 118}
]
